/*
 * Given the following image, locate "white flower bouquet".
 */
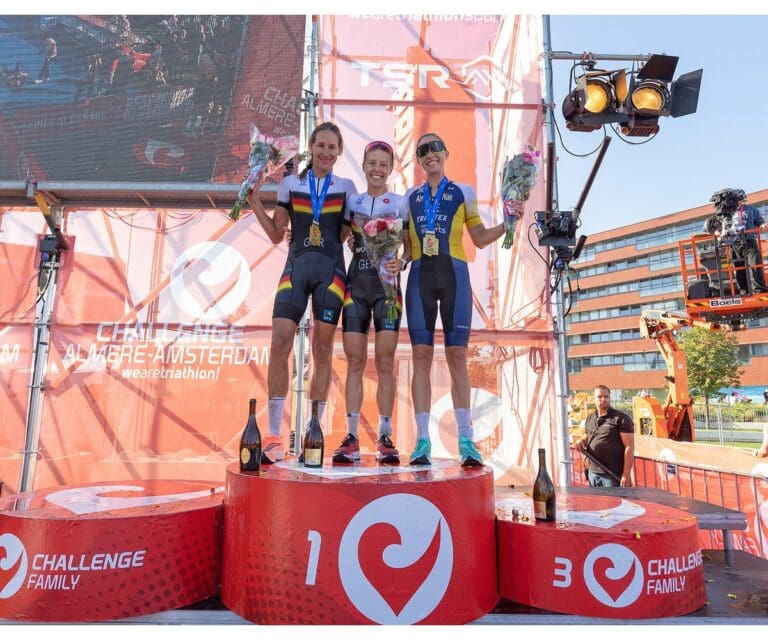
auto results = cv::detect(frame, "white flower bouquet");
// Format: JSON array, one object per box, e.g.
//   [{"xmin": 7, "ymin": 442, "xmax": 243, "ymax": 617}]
[
  {"xmin": 357, "ymin": 214, "xmax": 403, "ymax": 323},
  {"xmin": 500, "ymin": 145, "xmax": 541, "ymax": 249},
  {"xmin": 229, "ymin": 125, "xmax": 299, "ymax": 221}
]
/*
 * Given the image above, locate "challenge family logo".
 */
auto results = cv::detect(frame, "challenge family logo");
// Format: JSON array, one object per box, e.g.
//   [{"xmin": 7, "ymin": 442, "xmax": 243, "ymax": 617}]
[
  {"xmin": 169, "ymin": 241, "xmax": 251, "ymax": 321},
  {"xmin": 583, "ymin": 543, "xmax": 644, "ymax": 608},
  {"xmin": 338, "ymin": 493, "xmax": 453, "ymax": 624},
  {"xmin": 0, "ymin": 533, "xmax": 28, "ymax": 599}
]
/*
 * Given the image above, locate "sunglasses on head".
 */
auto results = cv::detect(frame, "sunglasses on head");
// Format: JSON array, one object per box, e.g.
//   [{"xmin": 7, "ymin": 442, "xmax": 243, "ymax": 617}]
[
  {"xmin": 364, "ymin": 140, "xmax": 394, "ymax": 155},
  {"xmin": 416, "ymin": 140, "xmax": 446, "ymax": 158}
]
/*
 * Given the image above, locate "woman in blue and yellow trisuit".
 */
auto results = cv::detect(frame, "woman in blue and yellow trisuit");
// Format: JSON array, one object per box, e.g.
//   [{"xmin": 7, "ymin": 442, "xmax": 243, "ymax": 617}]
[{"xmin": 404, "ymin": 132, "xmax": 506, "ymax": 467}]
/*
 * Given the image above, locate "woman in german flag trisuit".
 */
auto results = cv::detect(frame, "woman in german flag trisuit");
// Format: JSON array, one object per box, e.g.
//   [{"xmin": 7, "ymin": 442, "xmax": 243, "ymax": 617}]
[{"xmin": 247, "ymin": 122, "xmax": 357, "ymax": 463}]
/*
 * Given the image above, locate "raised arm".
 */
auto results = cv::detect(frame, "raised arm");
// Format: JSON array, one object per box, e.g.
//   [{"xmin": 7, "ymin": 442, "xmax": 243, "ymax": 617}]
[
  {"xmin": 462, "ymin": 184, "xmax": 506, "ymax": 249},
  {"xmin": 247, "ymin": 192, "xmax": 289, "ymax": 244},
  {"xmin": 467, "ymin": 220, "xmax": 506, "ymax": 249}
]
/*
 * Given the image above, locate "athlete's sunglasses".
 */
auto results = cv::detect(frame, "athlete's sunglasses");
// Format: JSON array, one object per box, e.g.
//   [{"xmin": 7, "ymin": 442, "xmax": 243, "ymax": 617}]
[
  {"xmin": 416, "ymin": 140, "xmax": 446, "ymax": 158},
  {"xmin": 365, "ymin": 140, "xmax": 394, "ymax": 155}
]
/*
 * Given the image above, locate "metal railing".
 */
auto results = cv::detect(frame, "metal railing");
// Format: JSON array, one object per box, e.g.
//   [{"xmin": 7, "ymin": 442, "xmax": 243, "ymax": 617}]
[
  {"xmin": 616, "ymin": 401, "xmax": 768, "ymax": 448},
  {"xmin": 569, "ymin": 449, "xmax": 768, "ymax": 559}
]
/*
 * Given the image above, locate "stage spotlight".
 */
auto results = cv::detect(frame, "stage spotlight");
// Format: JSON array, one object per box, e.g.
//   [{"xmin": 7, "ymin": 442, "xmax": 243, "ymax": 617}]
[
  {"xmin": 562, "ymin": 53, "xmax": 702, "ymax": 137},
  {"xmin": 562, "ymin": 69, "xmax": 627, "ymax": 132},
  {"xmin": 630, "ymin": 80, "xmax": 669, "ymax": 113}
]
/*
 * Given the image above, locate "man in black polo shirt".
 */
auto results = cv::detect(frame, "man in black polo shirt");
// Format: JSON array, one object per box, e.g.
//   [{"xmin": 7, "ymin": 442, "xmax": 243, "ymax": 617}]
[{"xmin": 577, "ymin": 385, "xmax": 634, "ymax": 487}]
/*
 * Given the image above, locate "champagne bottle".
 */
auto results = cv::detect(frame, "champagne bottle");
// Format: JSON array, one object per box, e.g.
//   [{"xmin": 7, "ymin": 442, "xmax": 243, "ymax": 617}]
[
  {"xmin": 303, "ymin": 400, "xmax": 324, "ymax": 468},
  {"xmin": 532, "ymin": 447, "xmax": 556, "ymax": 522},
  {"xmin": 239, "ymin": 398, "xmax": 262, "ymax": 472}
]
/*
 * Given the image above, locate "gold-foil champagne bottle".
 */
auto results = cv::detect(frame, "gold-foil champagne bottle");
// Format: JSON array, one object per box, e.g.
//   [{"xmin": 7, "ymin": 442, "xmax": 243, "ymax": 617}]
[
  {"xmin": 303, "ymin": 400, "xmax": 324, "ymax": 468},
  {"xmin": 239, "ymin": 398, "xmax": 262, "ymax": 472}
]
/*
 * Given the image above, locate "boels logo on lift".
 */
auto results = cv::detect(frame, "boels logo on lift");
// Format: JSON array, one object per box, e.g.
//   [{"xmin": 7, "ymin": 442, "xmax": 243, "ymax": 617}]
[{"xmin": 709, "ymin": 297, "xmax": 743, "ymax": 308}]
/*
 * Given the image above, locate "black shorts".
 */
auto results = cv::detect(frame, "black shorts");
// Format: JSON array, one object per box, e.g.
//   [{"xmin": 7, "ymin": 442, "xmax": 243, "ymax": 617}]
[
  {"xmin": 272, "ymin": 254, "xmax": 347, "ymax": 325},
  {"xmin": 342, "ymin": 273, "xmax": 402, "ymax": 334}
]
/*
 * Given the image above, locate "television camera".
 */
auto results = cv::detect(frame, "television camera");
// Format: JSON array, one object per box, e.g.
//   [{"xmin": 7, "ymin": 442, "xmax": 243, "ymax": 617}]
[
  {"xmin": 535, "ymin": 136, "xmax": 611, "ymax": 271},
  {"xmin": 702, "ymin": 188, "xmax": 747, "ymax": 246}
]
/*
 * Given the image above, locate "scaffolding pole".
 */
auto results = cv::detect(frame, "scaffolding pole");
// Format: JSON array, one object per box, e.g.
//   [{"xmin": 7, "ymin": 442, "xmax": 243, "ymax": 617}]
[{"xmin": 542, "ymin": 16, "xmax": 573, "ymax": 484}]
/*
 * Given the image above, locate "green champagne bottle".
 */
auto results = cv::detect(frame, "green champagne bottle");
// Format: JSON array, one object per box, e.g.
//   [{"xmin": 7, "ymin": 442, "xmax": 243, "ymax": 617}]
[{"xmin": 532, "ymin": 447, "xmax": 556, "ymax": 521}]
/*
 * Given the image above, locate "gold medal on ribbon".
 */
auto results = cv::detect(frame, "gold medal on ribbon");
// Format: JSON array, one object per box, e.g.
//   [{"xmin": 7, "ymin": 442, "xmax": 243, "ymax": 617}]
[
  {"xmin": 423, "ymin": 231, "xmax": 438, "ymax": 256},
  {"xmin": 309, "ymin": 221, "xmax": 322, "ymax": 247}
]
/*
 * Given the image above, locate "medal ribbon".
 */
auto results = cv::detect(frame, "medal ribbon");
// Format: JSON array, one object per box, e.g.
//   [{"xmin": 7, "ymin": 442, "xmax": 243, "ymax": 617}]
[
  {"xmin": 422, "ymin": 177, "xmax": 448, "ymax": 234},
  {"xmin": 308, "ymin": 169, "xmax": 332, "ymax": 225}
]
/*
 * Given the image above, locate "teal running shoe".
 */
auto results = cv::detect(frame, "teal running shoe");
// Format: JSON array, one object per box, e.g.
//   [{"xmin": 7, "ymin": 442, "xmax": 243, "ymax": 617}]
[
  {"xmin": 409, "ymin": 437, "xmax": 432, "ymax": 466},
  {"xmin": 459, "ymin": 436, "xmax": 483, "ymax": 468}
]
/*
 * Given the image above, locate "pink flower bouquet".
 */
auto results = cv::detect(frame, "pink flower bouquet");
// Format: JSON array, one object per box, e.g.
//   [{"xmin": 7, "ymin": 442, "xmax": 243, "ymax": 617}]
[
  {"xmin": 357, "ymin": 214, "xmax": 404, "ymax": 322},
  {"xmin": 500, "ymin": 145, "xmax": 541, "ymax": 249},
  {"xmin": 229, "ymin": 125, "xmax": 299, "ymax": 221}
]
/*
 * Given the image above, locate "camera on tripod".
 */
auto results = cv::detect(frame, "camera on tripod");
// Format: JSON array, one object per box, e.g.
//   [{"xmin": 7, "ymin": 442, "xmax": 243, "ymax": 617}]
[{"xmin": 703, "ymin": 188, "xmax": 747, "ymax": 245}]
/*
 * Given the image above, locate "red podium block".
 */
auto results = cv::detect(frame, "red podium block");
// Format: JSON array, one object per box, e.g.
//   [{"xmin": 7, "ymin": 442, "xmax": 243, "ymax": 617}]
[
  {"xmin": 222, "ymin": 456, "xmax": 497, "ymax": 624},
  {"xmin": 496, "ymin": 491, "xmax": 707, "ymax": 618},
  {"xmin": 0, "ymin": 480, "xmax": 223, "ymax": 622}
]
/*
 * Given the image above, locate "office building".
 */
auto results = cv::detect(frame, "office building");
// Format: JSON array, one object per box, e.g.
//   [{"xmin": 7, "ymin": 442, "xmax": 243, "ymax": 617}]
[{"xmin": 567, "ymin": 189, "xmax": 768, "ymax": 398}]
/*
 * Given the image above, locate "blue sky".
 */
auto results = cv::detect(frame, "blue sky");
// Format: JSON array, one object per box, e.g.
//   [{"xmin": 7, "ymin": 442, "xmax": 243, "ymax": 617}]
[{"xmin": 549, "ymin": 14, "xmax": 768, "ymax": 237}]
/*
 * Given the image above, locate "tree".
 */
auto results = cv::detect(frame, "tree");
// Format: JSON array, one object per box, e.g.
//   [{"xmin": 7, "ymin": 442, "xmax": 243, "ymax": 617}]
[{"xmin": 679, "ymin": 326, "xmax": 745, "ymax": 430}]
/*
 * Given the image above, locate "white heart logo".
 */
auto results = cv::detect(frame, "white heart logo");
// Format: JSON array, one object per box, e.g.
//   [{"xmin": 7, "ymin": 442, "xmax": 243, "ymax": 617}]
[
  {"xmin": 566, "ymin": 499, "xmax": 646, "ymax": 529},
  {"xmin": 169, "ymin": 241, "xmax": 250, "ymax": 321},
  {"xmin": 0, "ymin": 533, "xmax": 28, "ymax": 599},
  {"xmin": 583, "ymin": 543, "xmax": 644, "ymax": 608},
  {"xmin": 338, "ymin": 493, "xmax": 453, "ymax": 624},
  {"xmin": 46, "ymin": 485, "xmax": 223, "ymax": 515}
]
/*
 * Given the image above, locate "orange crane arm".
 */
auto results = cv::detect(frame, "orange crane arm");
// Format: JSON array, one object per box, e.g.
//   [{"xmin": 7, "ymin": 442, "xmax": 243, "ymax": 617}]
[{"xmin": 636, "ymin": 310, "xmax": 726, "ymax": 441}]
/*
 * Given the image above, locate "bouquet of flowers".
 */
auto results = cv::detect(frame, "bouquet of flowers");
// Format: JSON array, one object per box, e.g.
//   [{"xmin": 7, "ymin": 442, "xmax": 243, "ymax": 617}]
[
  {"xmin": 228, "ymin": 125, "xmax": 300, "ymax": 221},
  {"xmin": 357, "ymin": 213, "xmax": 404, "ymax": 323},
  {"xmin": 500, "ymin": 145, "xmax": 541, "ymax": 249}
]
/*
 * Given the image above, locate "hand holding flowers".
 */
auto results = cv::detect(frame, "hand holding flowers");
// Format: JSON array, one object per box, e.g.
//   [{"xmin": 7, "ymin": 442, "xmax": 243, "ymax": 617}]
[
  {"xmin": 500, "ymin": 145, "xmax": 541, "ymax": 249},
  {"xmin": 229, "ymin": 125, "xmax": 300, "ymax": 221},
  {"xmin": 358, "ymin": 214, "xmax": 404, "ymax": 322}
]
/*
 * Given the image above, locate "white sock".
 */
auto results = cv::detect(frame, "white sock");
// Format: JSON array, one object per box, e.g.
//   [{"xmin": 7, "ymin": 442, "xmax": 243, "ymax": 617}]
[
  {"xmin": 378, "ymin": 415, "xmax": 392, "ymax": 437},
  {"xmin": 317, "ymin": 401, "xmax": 327, "ymax": 422},
  {"xmin": 415, "ymin": 412, "xmax": 430, "ymax": 440},
  {"xmin": 346, "ymin": 412, "xmax": 360, "ymax": 437},
  {"xmin": 267, "ymin": 397, "xmax": 285, "ymax": 437},
  {"xmin": 455, "ymin": 408, "xmax": 472, "ymax": 439}
]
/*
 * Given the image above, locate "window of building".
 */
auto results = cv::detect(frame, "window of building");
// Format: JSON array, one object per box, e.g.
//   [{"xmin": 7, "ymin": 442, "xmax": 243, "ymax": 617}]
[
  {"xmin": 567, "ymin": 328, "xmax": 642, "ymax": 347},
  {"xmin": 567, "ymin": 351, "xmax": 665, "ymax": 372},
  {"xmin": 576, "ymin": 273, "xmax": 682, "ymax": 301},
  {"xmin": 567, "ymin": 298, "xmax": 683, "ymax": 326}
]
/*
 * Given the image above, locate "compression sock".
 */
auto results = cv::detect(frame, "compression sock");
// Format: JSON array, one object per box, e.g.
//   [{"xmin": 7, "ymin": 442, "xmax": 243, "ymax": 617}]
[
  {"xmin": 415, "ymin": 412, "xmax": 431, "ymax": 440},
  {"xmin": 455, "ymin": 408, "xmax": 473, "ymax": 440},
  {"xmin": 378, "ymin": 415, "xmax": 392, "ymax": 437},
  {"xmin": 267, "ymin": 397, "xmax": 286, "ymax": 437},
  {"xmin": 346, "ymin": 412, "xmax": 360, "ymax": 438}
]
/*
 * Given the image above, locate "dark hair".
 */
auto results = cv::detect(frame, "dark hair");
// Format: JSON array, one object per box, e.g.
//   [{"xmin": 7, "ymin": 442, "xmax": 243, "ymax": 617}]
[
  {"xmin": 594, "ymin": 384, "xmax": 611, "ymax": 395},
  {"xmin": 415, "ymin": 132, "xmax": 445, "ymax": 149},
  {"xmin": 299, "ymin": 122, "xmax": 344, "ymax": 180}
]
